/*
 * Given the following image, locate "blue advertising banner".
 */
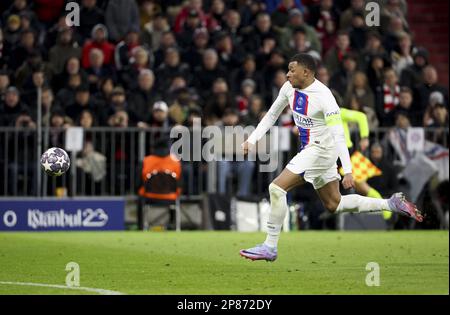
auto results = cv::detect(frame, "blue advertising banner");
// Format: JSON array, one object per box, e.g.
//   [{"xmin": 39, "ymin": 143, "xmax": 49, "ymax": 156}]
[{"xmin": 0, "ymin": 199, "xmax": 124, "ymax": 231}]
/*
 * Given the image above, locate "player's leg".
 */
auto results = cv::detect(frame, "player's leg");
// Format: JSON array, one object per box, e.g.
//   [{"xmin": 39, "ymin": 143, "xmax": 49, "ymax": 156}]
[
  {"xmin": 316, "ymin": 180, "xmax": 423, "ymax": 222},
  {"xmin": 263, "ymin": 168, "xmax": 305, "ymax": 247},
  {"xmin": 239, "ymin": 168, "xmax": 305, "ymax": 261},
  {"xmin": 355, "ymin": 181, "xmax": 392, "ymax": 220}
]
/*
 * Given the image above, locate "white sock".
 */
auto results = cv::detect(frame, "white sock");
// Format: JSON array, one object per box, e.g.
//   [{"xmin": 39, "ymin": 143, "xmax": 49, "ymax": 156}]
[
  {"xmin": 336, "ymin": 194, "xmax": 391, "ymax": 213},
  {"xmin": 264, "ymin": 183, "xmax": 287, "ymax": 248}
]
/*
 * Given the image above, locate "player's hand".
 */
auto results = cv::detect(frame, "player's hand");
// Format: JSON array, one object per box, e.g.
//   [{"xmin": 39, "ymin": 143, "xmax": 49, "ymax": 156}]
[
  {"xmin": 342, "ymin": 173, "xmax": 355, "ymax": 190},
  {"xmin": 241, "ymin": 141, "xmax": 255, "ymax": 155},
  {"xmin": 359, "ymin": 137, "xmax": 369, "ymax": 152}
]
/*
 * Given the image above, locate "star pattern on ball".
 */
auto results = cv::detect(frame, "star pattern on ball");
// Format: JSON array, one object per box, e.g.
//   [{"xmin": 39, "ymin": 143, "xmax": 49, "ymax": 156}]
[{"xmin": 42, "ymin": 160, "xmax": 52, "ymax": 172}]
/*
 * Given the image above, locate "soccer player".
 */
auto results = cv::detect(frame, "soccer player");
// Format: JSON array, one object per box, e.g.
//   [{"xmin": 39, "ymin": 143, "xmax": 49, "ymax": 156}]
[{"xmin": 239, "ymin": 54, "xmax": 423, "ymax": 262}]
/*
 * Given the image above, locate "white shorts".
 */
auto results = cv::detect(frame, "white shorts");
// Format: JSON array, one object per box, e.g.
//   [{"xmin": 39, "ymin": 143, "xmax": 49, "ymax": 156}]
[{"xmin": 285, "ymin": 145, "xmax": 341, "ymax": 190}]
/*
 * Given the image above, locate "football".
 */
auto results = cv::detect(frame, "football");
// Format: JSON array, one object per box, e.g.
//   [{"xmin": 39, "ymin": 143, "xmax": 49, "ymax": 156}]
[{"xmin": 40, "ymin": 147, "xmax": 71, "ymax": 176}]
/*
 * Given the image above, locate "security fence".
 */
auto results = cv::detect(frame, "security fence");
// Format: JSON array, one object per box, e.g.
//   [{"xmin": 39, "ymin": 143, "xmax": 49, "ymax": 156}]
[{"xmin": 0, "ymin": 126, "xmax": 448, "ymax": 201}]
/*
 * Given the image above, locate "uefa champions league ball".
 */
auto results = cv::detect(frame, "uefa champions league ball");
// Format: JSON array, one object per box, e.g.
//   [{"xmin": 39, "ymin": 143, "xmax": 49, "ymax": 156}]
[{"xmin": 40, "ymin": 147, "xmax": 71, "ymax": 176}]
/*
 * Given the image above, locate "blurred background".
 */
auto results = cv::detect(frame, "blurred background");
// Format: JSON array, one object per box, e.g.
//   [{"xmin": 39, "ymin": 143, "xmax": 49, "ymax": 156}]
[{"xmin": 0, "ymin": 0, "xmax": 448, "ymax": 231}]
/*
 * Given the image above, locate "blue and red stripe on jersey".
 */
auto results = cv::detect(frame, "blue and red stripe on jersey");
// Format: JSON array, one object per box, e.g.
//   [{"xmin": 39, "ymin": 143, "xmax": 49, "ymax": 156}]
[{"xmin": 293, "ymin": 90, "xmax": 310, "ymax": 150}]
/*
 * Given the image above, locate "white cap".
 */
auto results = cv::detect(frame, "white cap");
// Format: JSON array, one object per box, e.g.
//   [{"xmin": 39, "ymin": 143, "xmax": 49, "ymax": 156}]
[{"xmin": 153, "ymin": 101, "xmax": 168, "ymax": 113}]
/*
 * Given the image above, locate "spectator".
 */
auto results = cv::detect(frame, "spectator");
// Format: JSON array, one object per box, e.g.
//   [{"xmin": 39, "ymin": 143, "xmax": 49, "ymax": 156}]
[
  {"xmin": 423, "ymin": 91, "xmax": 446, "ymax": 126},
  {"xmin": 77, "ymin": 109, "xmax": 97, "ymax": 128},
  {"xmin": 177, "ymin": 9, "xmax": 204, "ymax": 49},
  {"xmin": 282, "ymin": 8, "xmax": 322, "ymax": 55},
  {"xmin": 138, "ymin": 101, "xmax": 174, "ymax": 130},
  {"xmin": 391, "ymin": 32, "xmax": 413, "ymax": 77},
  {"xmin": 104, "ymin": 0, "xmax": 140, "ymax": 43},
  {"xmin": 93, "ymin": 77, "xmax": 115, "ymax": 107},
  {"xmin": 48, "ymin": 28, "xmax": 82, "ymax": 76},
  {"xmin": 255, "ymin": 33, "xmax": 277, "ymax": 69},
  {"xmin": 203, "ymin": 78, "xmax": 234, "ymax": 123},
  {"xmin": 380, "ymin": 0, "xmax": 409, "ymax": 35},
  {"xmin": 367, "ymin": 53, "xmax": 388, "ymax": 93},
  {"xmin": 223, "ymin": 9, "xmax": 243, "ymax": 46},
  {"xmin": 375, "ymin": 67, "xmax": 401, "ymax": 126},
  {"xmin": 266, "ymin": 68, "xmax": 287, "ymax": 105},
  {"xmin": 324, "ymin": 30, "xmax": 352, "ymax": 75},
  {"xmin": 106, "ymin": 86, "xmax": 138, "ymax": 125},
  {"xmin": 232, "ymin": 54, "xmax": 264, "ymax": 95},
  {"xmin": 340, "ymin": 0, "xmax": 366, "ymax": 30},
  {"xmin": 383, "ymin": 16, "xmax": 408, "ymax": 54},
  {"xmin": 182, "ymin": 28, "xmax": 210, "ymax": 70},
  {"xmin": 22, "ymin": 67, "xmax": 47, "ymax": 111},
  {"xmin": 52, "ymin": 56, "xmax": 88, "ymax": 93},
  {"xmin": 389, "ymin": 87, "xmax": 417, "ymax": 126},
  {"xmin": 236, "ymin": 79, "xmax": 257, "ymax": 114},
  {"xmin": 139, "ymin": 0, "xmax": 161, "ymax": 29},
  {"xmin": 359, "ymin": 31, "xmax": 387, "ymax": 71},
  {"xmin": 169, "ymin": 87, "xmax": 200, "ymax": 125},
  {"xmin": 33, "ymin": 0, "xmax": 65, "ymax": 28},
  {"xmin": 0, "ymin": 86, "xmax": 29, "ymax": 126},
  {"xmin": 65, "ymin": 86, "xmax": 99, "ymax": 122},
  {"xmin": 128, "ymin": 69, "xmax": 160, "ymax": 120},
  {"xmin": 241, "ymin": 12, "xmax": 282, "ymax": 53},
  {"xmin": 348, "ymin": 10, "xmax": 368, "ymax": 51},
  {"xmin": 400, "ymin": 47, "xmax": 428, "ymax": 89},
  {"xmin": 10, "ymin": 30, "xmax": 40, "ymax": 71},
  {"xmin": 15, "ymin": 51, "xmax": 53, "ymax": 90},
  {"xmin": 216, "ymin": 108, "xmax": 255, "ymax": 197},
  {"xmin": 141, "ymin": 13, "xmax": 170, "ymax": 52},
  {"xmin": 424, "ymin": 103, "xmax": 449, "ymax": 146},
  {"xmin": 119, "ymin": 46, "xmax": 151, "ymax": 90},
  {"xmin": 215, "ymin": 31, "xmax": 244, "ymax": 69},
  {"xmin": 241, "ymin": 94, "xmax": 266, "ymax": 126},
  {"xmin": 414, "ymin": 65, "xmax": 449, "ymax": 116},
  {"xmin": 81, "ymin": 24, "xmax": 115, "ymax": 68},
  {"xmin": 114, "ymin": 30, "xmax": 141, "ymax": 71},
  {"xmin": 286, "ymin": 26, "xmax": 319, "ymax": 57},
  {"xmin": 205, "ymin": 0, "xmax": 227, "ymax": 32},
  {"xmin": 261, "ymin": 49, "xmax": 287, "ymax": 93},
  {"xmin": 193, "ymin": 48, "xmax": 227, "ymax": 99},
  {"xmin": 155, "ymin": 47, "xmax": 191, "ymax": 94},
  {"xmin": 55, "ymin": 73, "xmax": 84, "ymax": 107},
  {"xmin": 40, "ymin": 87, "xmax": 60, "ymax": 126},
  {"xmin": 271, "ymin": 0, "xmax": 302, "ymax": 27},
  {"xmin": 239, "ymin": 0, "xmax": 267, "ymax": 27},
  {"xmin": 85, "ymin": 48, "xmax": 116, "ymax": 93},
  {"xmin": 329, "ymin": 53, "xmax": 358, "ymax": 98},
  {"xmin": 78, "ymin": 0, "xmax": 105, "ymax": 43},
  {"xmin": 344, "ymin": 71, "xmax": 375, "ymax": 110},
  {"xmin": 153, "ymin": 31, "xmax": 178, "ymax": 68},
  {"xmin": 108, "ymin": 109, "xmax": 130, "ymax": 128},
  {"xmin": 174, "ymin": 0, "xmax": 207, "ymax": 34},
  {"xmin": 3, "ymin": 15, "xmax": 22, "ymax": 54},
  {"xmin": 309, "ymin": 0, "xmax": 339, "ymax": 55},
  {"xmin": 0, "ymin": 70, "xmax": 11, "ymax": 102}
]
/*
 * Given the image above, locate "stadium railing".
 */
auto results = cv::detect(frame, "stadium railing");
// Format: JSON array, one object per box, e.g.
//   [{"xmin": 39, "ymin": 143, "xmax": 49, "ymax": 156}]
[{"xmin": 0, "ymin": 126, "xmax": 447, "ymax": 202}]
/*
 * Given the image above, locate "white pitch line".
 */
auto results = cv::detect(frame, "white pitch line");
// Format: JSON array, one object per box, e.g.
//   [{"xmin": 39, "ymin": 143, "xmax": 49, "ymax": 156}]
[{"xmin": 0, "ymin": 281, "xmax": 124, "ymax": 295}]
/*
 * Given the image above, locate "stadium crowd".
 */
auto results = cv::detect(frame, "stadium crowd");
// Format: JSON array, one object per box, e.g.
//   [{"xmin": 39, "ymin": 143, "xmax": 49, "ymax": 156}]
[{"xmin": 0, "ymin": 0, "xmax": 448, "ymax": 228}]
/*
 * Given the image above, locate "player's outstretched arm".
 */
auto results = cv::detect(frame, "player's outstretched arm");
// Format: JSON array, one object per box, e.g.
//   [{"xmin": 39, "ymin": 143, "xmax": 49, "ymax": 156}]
[
  {"xmin": 246, "ymin": 85, "xmax": 290, "ymax": 145},
  {"xmin": 244, "ymin": 82, "xmax": 290, "ymax": 150}
]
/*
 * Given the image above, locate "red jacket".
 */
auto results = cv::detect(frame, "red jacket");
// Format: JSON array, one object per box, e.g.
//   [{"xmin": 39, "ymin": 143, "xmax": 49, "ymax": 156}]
[{"xmin": 81, "ymin": 40, "xmax": 116, "ymax": 68}]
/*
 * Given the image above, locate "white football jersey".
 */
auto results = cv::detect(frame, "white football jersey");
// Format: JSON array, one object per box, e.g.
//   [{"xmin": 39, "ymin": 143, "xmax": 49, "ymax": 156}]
[{"xmin": 248, "ymin": 79, "xmax": 342, "ymax": 151}]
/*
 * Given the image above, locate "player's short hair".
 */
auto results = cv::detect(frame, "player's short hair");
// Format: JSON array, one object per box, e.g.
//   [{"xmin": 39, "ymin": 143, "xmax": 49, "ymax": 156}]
[{"xmin": 290, "ymin": 53, "xmax": 317, "ymax": 73}]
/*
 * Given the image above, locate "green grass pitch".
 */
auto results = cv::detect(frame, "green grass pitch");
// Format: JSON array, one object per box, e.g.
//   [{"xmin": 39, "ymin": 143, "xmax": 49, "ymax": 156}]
[{"xmin": 0, "ymin": 231, "xmax": 448, "ymax": 295}]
